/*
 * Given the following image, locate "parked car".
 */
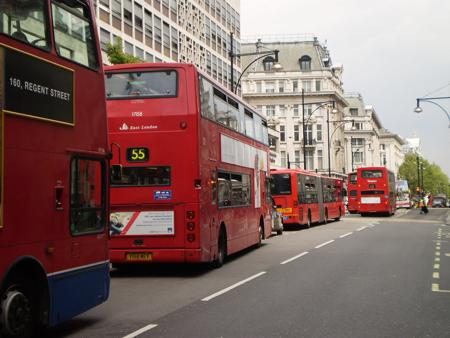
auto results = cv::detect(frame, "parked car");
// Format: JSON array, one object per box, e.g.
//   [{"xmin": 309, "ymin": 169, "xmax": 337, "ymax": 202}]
[{"xmin": 432, "ymin": 196, "xmax": 448, "ymax": 208}]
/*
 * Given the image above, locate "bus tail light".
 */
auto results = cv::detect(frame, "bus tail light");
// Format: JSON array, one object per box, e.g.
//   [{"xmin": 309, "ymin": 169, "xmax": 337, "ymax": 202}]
[
  {"xmin": 186, "ymin": 211, "xmax": 195, "ymax": 219},
  {"xmin": 187, "ymin": 222, "xmax": 195, "ymax": 231},
  {"xmin": 187, "ymin": 234, "xmax": 195, "ymax": 242}
]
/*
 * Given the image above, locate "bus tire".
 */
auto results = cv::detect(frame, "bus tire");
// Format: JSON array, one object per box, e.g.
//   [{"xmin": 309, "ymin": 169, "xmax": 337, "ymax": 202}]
[
  {"xmin": 335, "ymin": 207, "xmax": 342, "ymax": 221},
  {"xmin": 212, "ymin": 227, "xmax": 227, "ymax": 268},
  {"xmin": 306, "ymin": 211, "xmax": 312, "ymax": 228},
  {"xmin": 257, "ymin": 223, "xmax": 264, "ymax": 248},
  {"xmin": 0, "ymin": 272, "xmax": 38, "ymax": 338}
]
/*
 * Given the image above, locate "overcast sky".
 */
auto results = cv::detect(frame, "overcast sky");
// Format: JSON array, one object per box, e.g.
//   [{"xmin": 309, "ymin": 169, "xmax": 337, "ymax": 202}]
[{"xmin": 241, "ymin": 0, "xmax": 450, "ymax": 177}]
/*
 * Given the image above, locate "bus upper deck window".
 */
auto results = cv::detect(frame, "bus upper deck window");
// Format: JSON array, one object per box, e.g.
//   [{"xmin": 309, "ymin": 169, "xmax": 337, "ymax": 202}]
[{"xmin": 1, "ymin": 0, "xmax": 50, "ymax": 50}]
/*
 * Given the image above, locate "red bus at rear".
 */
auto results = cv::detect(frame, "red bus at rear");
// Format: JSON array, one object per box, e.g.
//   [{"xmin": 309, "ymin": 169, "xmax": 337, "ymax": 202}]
[
  {"xmin": 105, "ymin": 63, "xmax": 272, "ymax": 268},
  {"xmin": 357, "ymin": 166, "xmax": 396, "ymax": 216},
  {"xmin": 347, "ymin": 172, "xmax": 359, "ymax": 214},
  {"xmin": 270, "ymin": 169, "xmax": 344, "ymax": 227}
]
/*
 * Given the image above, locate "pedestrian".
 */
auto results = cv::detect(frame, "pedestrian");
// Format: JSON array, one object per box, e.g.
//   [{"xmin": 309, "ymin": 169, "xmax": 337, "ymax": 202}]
[{"xmin": 422, "ymin": 193, "xmax": 429, "ymax": 214}]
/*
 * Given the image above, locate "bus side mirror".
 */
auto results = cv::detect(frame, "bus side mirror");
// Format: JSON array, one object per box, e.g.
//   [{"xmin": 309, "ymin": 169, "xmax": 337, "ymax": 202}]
[{"xmin": 111, "ymin": 164, "xmax": 123, "ymax": 181}]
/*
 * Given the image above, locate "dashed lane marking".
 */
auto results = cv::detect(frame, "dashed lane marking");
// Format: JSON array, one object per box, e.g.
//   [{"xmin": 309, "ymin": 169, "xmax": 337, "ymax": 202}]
[
  {"xmin": 433, "ymin": 272, "xmax": 440, "ymax": 279},
  {"xmin": 122, "ymin": 324, "xmax": 158, "ymax": 338},
  {"xmin": 201, "ymin": 272, "xmax": 267, "ymax": 301},
  {"xmin": 280, "ymin": 251, "xmax": 309, "ymax": 265},
  {"xmin": 434, "ymin": 264, "xmax": 440, "ymax": 270},
  {"xmin": 315, "ymin": 239, "xmax": 335, "ymax": 249},
  {"xmin": 339, "ymin": 232, "xmax": 353, "ymax": 238},
  {"xmin": 432, "ymin": 283, "xmax": 450, "ymax": 293},
  {"xmin": 356, "ymin": 226, "xmax": 367, "ymax": 231}
]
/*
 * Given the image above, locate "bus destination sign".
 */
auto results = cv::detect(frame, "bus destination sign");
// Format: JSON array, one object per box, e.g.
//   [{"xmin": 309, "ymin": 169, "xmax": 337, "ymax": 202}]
[
  {"xmin": 2, "ymin": 46, "xmax": 74, "ymax": 125},
  {"xmin": 126, "ymin": 147, "xmax": 149, "ymax": 162}
]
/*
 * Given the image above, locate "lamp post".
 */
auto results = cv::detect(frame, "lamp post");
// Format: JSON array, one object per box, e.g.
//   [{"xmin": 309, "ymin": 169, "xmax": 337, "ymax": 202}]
[
  {"xmin": 300, "ymin": 92, "xmax": 338, "ymax": 171},
  {"xmin": 229, "ymin": 33, "xmax": 281, "ymax": 93},
  {"xmin": 414, "ymin": 96, "xmax": 450, "ymax": 128},
  {"xmin": 328, "ymin": 119, "xmax": 355, "ymax": 177}
]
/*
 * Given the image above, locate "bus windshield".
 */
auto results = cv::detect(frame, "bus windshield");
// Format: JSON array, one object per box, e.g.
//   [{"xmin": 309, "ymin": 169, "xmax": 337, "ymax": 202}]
[
  {"xmin": 270, "ymin": 174, "xmax": 292, "ymax": 195},
  {"xmin": 361, "ymin": 170, "xmax": 383, "ymax": 178},
  {"xmin": 106, "ymin": 70, "xmax": 177, "ymax": 99}
]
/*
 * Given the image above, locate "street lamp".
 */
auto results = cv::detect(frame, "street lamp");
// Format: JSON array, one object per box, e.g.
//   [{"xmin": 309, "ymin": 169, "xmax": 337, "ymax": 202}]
[
  {"xmin": 414, "ymin": 96, "xmax": 450, "ymax": 128},
  {"xmin": 229, "ymin": 33, "xmax": 281, "ymax": 93},
  {"xmin": 299, "ymin": 89, "xmax": 338, "ymax": 171},
  {"xmin": 328, "ymin": 119, "xmax": 355, "ymax": 176}
]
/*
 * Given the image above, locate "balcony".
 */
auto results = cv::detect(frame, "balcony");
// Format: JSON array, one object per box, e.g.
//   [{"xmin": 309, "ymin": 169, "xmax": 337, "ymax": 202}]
[{"xmin": 301, "ymin": 138, "xmax": 317, "ymax": 147}]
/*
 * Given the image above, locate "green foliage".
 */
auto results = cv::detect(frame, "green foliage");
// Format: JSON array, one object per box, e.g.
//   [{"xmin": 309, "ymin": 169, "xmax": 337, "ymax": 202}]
[
  {"xmin": 105, "ymin": 38, "xmax": 141, "ymax": 64},
  {"xmin": 399, "ymin": 153, "xmax": 450, "ymax": 195}
]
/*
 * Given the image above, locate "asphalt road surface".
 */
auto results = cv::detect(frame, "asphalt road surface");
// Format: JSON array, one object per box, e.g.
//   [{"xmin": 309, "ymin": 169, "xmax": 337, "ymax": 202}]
[{"xmin": 47, "ymin": 208, "xmax": 450, "ymax": 338}]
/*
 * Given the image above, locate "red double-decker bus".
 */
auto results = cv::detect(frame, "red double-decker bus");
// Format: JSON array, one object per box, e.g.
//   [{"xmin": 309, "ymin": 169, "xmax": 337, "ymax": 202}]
[
  {"xmin": 270, "ymin": 169, "xmax": 344, "ymax": 227},
  {"xmin": 0, "ymin": 1, "xmax": 109, "ymax": 336},
  {"xmin": 356, "ymin": 166, "xmax": 396, "ymax": 216},
  {"xmin": 347, "ymin": 171, "xmax": 359, "ymax": 214},
  {"xmin": 105, "ymin": 62, "xmax": 272, "ymax": 268}
]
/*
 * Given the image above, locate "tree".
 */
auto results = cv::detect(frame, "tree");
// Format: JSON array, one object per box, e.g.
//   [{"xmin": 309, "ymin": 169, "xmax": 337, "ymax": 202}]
[
  {"xmin": 105, "ymin": 37, "xmax": 141, "ymax": 64},
  {"xmin": 399, "ymin": 153, "xmax": 450, "ymax": 195}
]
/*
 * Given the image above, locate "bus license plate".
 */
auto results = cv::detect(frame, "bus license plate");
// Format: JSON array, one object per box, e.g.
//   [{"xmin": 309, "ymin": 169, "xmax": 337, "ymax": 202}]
[
  {"xmin": 277, "ymin": 208, "xmax": 292, "ymax": 213},
  {"xmin": 126, "ymin": 252, "xmax": 152, "ymax": 261}
]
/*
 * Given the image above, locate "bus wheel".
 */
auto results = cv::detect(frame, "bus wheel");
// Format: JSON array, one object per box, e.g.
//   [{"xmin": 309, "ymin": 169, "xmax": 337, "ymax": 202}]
[
  {"xmin": 335, "ymin": 208, "xmax": 342, "ymax": 221},
  {"xmin": 1, "ymin": 276, "xmax": 36, "ymax": 338},
  {"xmin": 257, "ymin": 224, "xmax": 264, "ymax": 247},
  {"xmin": 212, "ymin": 228, "xmax": 227, "ymax": 268},
  {"xmin": 306, "ymin": 212, "xmax": 312, "ymax": 228}
]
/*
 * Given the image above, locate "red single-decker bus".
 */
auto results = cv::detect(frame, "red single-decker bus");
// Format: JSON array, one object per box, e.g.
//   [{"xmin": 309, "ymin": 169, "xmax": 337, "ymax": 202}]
[
  {"xmin": 357, "ymin": 166, "xmax": 396, "ymax": 216},
  {"xmin": 0, "ymin": 1, "xmax": 110, "ymax": 336},
  {"xmin": 270, "ymin": 169, "xmax": 344, "ymax": 227},
  {"xmin": 105, "ymin": 62, "xmax": 272, "ymax": 268}
]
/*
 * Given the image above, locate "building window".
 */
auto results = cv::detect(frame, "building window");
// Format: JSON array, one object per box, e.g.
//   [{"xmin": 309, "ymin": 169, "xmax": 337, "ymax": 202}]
[
  {"xmin": 354, "ymin": 122, "xmax": 363, "ymax": 130},
  {"xmin": 281, "ymin": 151, "xmax": 287, "ymax": 168},
  {"xmin": 278, "ymin": 81, "xmax": 284, "ymax": 93},
  {"xmin": 305, "ymin": 125, "xmax": 313, "ymax": 145},
  {"xmin": 265, "ymin": 81, "xmax": 275, "ymax": 93},
  {"xmin": 292, "ymin": 80, "xmax": 298, "ymax": 92},
  {"xmin": 280, "ymin": 125, "xmax": 285, "ymax": 142},
  {"xmin": 315, "ymin": 79, "xmax": 321, "ymax": 91},
  {"xmin": 304, "ymin": 104, "xmax": 312, "ymax": 117},
  {"xmin": 354, "ymin": 151, "xmax": 364, "ymax": 163},
  {"xmin": 351, "ymin": 138, "xmax": 364, "ymax": 146},
  {"xmin": 279, "ymin": 105, "xmax": 286, "ymax": 117},
  {"xmin": 299, "ymin": 55, "xmax": 311, "ymax": 71},
  {"xmin": 306, "ymin": 150, "xmax": 314, "ymax": 170},
  {"xmin": 266, "ymin": 105, "xmax": 275, "ymax": 117},
  {"xmin": 263, "ymin": 56, "xmax": 275, "ymax": 71},
  {"xmin": 302, "ymin": 80, "xmax": 312, "ymax": 92},
  {"xmin": 350, "ymin": 108, "xmax": 358, "ymax": 116},
  {"xmin": 294, "ymin": 150, "xmax": 300, "ymax": 166},
  {"xmin": 294, "ymin": 125, "xmax": 300, "ymax": 141},
  {"xmin": 256, "ymin": 81, "xmax": 262, "ymax": 92},
  {"xmin": 317, "ymin": 150, "xmax": 323, "ymax": 169},
  {"xmin": 316, "ymin": 124, "xmax": 322, "ymax": 141},
  {"xmin": 293, "ymin": 104, "xmax": 299, "ymax": 117}
]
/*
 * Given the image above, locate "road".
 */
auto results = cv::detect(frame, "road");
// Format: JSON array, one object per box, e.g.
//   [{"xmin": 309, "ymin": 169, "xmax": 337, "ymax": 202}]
[{"xmin": 47, "ymin": 208, "xmax": 450, "ymax": 338}]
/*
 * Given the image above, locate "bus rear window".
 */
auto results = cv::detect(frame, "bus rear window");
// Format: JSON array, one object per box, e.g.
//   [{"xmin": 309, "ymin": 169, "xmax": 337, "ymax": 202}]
[
  {"xmin": 111, "ymin": 166, "xmax": 171, "ymax": 186},
  {"xmin": 361, "ymin": 190, "xmax": 384, "ymax": 195},
  {"xmin": 106, "ymin": 71, "xmax": 177, "ymax": 99},
  {"xmin": 270, "ymin": 174, "xmax": 291, "ymax": 195},
  {"xmin": 349, "ymin": 174, "xmax": 357, "ymax": 183},
  {"xmin": 361, "ymin": 170, "xmax": 383, "ymax": 178}
]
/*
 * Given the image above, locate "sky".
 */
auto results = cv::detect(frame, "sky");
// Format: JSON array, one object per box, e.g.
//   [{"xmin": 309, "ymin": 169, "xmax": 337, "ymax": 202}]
[{"xmin": 241, "ymin": 0, "xmax": 450, "ymax": 177}]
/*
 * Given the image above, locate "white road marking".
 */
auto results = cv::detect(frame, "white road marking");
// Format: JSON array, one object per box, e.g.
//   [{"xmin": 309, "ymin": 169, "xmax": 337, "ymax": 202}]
[
  {"xmin": 433, "ymin": 272, "xmax": 440, "ymax": 279},
  {"xmin": 436, "ymin": 251, "xmax": 441, "ymax": 256},
  {"xmin": 280, "ymin": 251, "xmax": 309, "ymax": 265},
  {"xmin": 122, "ymin": 324, "xmax": 158, "ymax": 338},
  {"xmin": 434, "ymin": 264, "xmax": 440, "ymax": 270},
  {"xmin": 315, "ymin": 240, "xmax": 335, "ymax": 249},
  {"xmin": 201, "ymin": 272, "xmax": 267, "ymax": 301},
  {"xmin": 339, "ymin": 232, "xmax": 353, "ymax": 238},
  {"xmin": 432, "ymin": 283, "xmax": 450, "ymax": 293},
  {"xmin": 435, "ymin": 257, "xmax": 441, "ymax": 262},
  {"xmin": 356, "ymin": 226, "xmax": 367, "ymax": 231}
]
